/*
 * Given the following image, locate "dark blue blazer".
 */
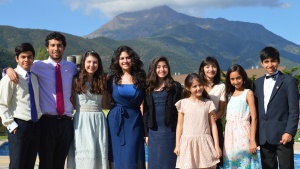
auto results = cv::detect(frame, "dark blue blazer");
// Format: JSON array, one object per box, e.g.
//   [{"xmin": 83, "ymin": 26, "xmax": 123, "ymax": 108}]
[{"xmin": 253, "ymin": 71, "xmax": 299, "ymax": 145}]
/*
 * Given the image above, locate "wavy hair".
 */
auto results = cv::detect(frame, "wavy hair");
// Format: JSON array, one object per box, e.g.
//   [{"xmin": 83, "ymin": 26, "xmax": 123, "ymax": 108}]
[
  {"xmin": 146, "ymin": 56, "xmax": 174, "ymax": 94},
  {"xmin": 225, "ymin": 64, "xmax": 251, "ymax": 102},
  {"xmin": 45, "ymin": 32, "xmax": 66, "ymax": 48},
  {"xmin": 75, "ymin": 50, "xmax": 106, "ymax": 94},
  {"xmin": 183, "ymin": 73, "xmax": 210, "ymax": 100},
  {"xmin": 198, "ymin": 56, "xmax": 221, "ymax": 87},
  {"xmin": 110, "ymin": 46, "xmax": 146, "ymax": 89}
]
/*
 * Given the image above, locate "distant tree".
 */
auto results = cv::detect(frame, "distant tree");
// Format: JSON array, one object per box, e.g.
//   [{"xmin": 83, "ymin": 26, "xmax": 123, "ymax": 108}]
[
  {"xmin": 282, "ymin": 67, "xmax": 300, "ymax": 91},
  {"xmin": 220, "ymin": 70, "xmax": 226, "ymax": 83},
  {"xmin": 35, "ymin": 46, "xmax": 48, "ymax": 60},
  {"xmin": 248, "ymin": 75, "xmax": 256, "ymax": 90},
  {"xmin": 232, "ymin": 57, "xmax": 238, "ymax": 65}
]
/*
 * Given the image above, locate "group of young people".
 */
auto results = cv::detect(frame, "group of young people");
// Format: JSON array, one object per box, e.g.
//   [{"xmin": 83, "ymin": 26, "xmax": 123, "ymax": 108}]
[{"xmin": 0, "ymin": 31, "xmax": 298, "ymax": 169}]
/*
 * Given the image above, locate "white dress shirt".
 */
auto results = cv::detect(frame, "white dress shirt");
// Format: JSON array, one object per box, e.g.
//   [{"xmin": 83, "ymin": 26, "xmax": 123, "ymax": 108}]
[
  {"xmin": 0, "ymin": 65, "xmax": 42, "ymax": 132},
  {"xmin": 263, "ymin": 70, "xmax": 279, "ymax": 113}
]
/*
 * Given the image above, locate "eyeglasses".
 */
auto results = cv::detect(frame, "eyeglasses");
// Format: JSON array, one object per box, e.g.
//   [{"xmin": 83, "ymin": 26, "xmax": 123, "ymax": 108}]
[
  {"xmin": 85, "ymin": 50, "xmax": 98, "ymax": 55},
  {"xmin": 83, "ymin": 50, "xmax": 100, "ymax": 59}
]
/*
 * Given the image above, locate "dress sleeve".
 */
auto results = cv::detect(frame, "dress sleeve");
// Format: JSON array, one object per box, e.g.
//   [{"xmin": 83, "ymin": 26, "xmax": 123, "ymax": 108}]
[
  {"xmin": 219, "ymin": 83, "xmax": 226, "ymax": 102},
  {"xmin": 208, "ymin": 100, "xmax": 216, "ymax": 113},
  {"xmin": 175, "ymin": 99, "xmax": 184, "ymax": 113}
]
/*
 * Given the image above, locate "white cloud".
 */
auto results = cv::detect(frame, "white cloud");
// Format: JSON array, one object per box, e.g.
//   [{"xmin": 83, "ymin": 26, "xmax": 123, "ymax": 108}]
[
  {"xmin": 65, "ymin": 0, "xmax": 81, "ymax": 11},
  {"xmin": 64, "ymin": 0, "xmax": 290, "ymax": 18}
]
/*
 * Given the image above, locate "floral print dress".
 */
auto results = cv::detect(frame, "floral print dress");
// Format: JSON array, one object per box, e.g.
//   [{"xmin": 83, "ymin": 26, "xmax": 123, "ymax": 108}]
[{"xmin": 223, "ymin": 89, "xmax": 260, "ymax": 169}]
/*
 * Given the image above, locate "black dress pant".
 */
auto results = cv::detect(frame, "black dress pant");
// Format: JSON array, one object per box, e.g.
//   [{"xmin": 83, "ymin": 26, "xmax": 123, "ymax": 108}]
[
  {"xmin": 38, "ymin": 115, "xmax": 73, "ymax": 169},
  {"xmin": 216, "ymin": 119, "xmax": 224, "ymax": 168},
  {"xmin": 8, "ymin": 118, "xmax": 40, "ymax": 169},
  {"xmin": 260, "ymin": 141, "xmax": 294, "ymax": 169}
]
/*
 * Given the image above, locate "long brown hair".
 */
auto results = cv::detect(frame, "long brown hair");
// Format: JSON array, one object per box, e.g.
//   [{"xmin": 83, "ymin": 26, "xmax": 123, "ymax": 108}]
[
  {"xmin": 225, "ymin": 64, "xmax": 251, "ymax": 102},
  {"xmin": 75, "ymin": 50, "xmax": 106, "ymax": 94},
  {"xmin": 146, "ymin": 56, "xmax": 174, "ymax": 94},
  {"xmin": 110, "ymin": 46, "xmax": 146, "ymax": 90}
]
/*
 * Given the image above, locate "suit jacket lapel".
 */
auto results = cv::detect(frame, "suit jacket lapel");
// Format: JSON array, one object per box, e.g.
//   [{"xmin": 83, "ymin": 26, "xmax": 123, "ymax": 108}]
[
  {"xmin": 256, "ymin": 77, "xmax": 266, "ymax": 115},
  {"xmin": 268, "ymin": 72, "xmax": 284, "ymax": 103}
]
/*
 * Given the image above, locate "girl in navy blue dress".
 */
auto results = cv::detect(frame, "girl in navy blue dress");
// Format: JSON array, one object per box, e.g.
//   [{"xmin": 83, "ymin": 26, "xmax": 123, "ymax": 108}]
[
  {"xmin": 107, "ymin": 46, "xmax": 146, "ymax": 169},
  {"xmin": 143, "ymin": 56, "xmax": 182, "ymax": 169}
]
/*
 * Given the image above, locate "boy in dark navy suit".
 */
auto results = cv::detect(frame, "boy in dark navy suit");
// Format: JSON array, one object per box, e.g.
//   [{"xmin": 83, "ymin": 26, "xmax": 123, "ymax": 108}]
[{"xmin": 253, "ymin": 46, "xmax": 299, "ymax": 169}]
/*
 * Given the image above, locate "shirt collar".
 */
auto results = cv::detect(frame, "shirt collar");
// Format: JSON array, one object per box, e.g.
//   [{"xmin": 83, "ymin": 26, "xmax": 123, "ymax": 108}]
[
  {"xmin": 15, "ymin": 65, "xmax": 29, "ymax": 78},
  {"xmin": 47, "ymin": 56, "xmax": 65, "ymax": 67},
  {"xmin": 266, "ymin": 70, "xmax": 279, "ymax": 76}
]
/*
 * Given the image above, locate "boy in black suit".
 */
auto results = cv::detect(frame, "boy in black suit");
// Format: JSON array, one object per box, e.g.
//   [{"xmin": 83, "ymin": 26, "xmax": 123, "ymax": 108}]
[{"xmin": 253, "ymin": 46, "xmax": 299, "ymax": 169}]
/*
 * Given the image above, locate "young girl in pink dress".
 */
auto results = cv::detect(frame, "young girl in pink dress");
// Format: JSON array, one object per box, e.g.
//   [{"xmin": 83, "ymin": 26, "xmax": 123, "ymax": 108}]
[
  {"xmin": 223, "ymin": 64, "xmax": 259, "ymax": 168},
  {"xmin": 174, "ymin": 73, "xmax": 222, "ymax": 169}
]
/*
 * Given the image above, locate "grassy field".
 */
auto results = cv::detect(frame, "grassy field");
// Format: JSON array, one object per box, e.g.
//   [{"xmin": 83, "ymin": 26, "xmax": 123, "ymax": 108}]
[
  {"xmin": 295, "ymin": 131, "xmax": 300, "ymax": 142},
  {"xmin": 0, "ymin": 135, "xmax": 7, "ymax": 140}
]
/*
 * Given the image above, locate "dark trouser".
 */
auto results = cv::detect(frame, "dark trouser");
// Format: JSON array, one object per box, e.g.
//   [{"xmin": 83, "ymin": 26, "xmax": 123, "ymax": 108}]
[
  {"xmin": 8, "ymin": 118, "xmax": 40, "ymax": 169},
  {"xmin": 216, "ymin": 119, "xmax": 224, "ymax": 168},
  {"xmin": 38, "ymin": 115, "xmax": 73, "ymax": 169},
  {"xmin": 260, "ymin": 141, "xmax": 294, "ymax": 169}
]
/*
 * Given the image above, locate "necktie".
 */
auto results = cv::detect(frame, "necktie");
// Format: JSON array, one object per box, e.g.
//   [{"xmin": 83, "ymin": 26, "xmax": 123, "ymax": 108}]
[
  {"xmin": 27, "ymin": 72, "xmax": 38, "ymax": 122},
  {"xmin": 56, "ymin": 63, "xmax": 65, "ymax": 115}
]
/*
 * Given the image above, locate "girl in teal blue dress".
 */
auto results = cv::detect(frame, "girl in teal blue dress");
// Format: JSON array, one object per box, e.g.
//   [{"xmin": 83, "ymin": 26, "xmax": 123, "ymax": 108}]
[
  {"xmin": 223, "ymin": 64, "xmax": 260, "ymax": 168},
  {"xmin": 67, "ymin": 51, "xmax": 109, "ymax": 169}
]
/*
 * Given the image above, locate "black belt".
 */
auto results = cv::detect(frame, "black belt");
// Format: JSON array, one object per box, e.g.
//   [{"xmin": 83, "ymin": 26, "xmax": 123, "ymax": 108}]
[
  {"xmin": 42, "ymin": 114, "xmax": 72, "ymax": 120},
  {"xmin": 14, "ymin": 118, "xmax": 37, "ymax": 123}
]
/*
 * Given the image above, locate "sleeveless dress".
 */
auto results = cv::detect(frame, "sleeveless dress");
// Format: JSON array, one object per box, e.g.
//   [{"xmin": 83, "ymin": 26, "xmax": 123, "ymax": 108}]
[
  {"xmin": 67, "ymin": 82, "xmax": 109, "ymax": 169},
  {"xmin": 223, "ymin": 89, "xmax": 260, "ymax": 168},
  {"xmin": 107, "ymin": 84, "xmax": 145, "ymax": 169},
  {"xmin": 148, "ymin": 90, "xmax": 176, "ymax": 169},
  {"xmin": 175, "ymin": 98, "xmax": 220, "ymax": 168}
]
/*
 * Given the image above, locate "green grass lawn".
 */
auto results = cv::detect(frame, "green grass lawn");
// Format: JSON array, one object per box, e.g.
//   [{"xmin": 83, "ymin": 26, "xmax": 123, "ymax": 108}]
[
  {"xmin": 295, "ymin": 131, "xmax": 300, "ymax": 142},
  {"xmin": 0, "ymin": 135, "xmax": 7, "ymax": 140}
]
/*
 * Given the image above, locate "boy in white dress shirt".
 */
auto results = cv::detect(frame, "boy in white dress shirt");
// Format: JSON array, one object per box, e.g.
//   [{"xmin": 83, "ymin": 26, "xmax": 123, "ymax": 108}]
[{"xmin": 0, "ymin": 42, "xmax": 42, "ymax": 169}]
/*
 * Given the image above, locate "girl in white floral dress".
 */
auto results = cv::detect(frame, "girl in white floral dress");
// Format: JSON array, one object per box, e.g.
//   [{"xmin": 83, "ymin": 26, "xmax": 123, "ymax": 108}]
[{"xmin": 223, "ymin": 64, "xmax": 260, "ymax": 169}]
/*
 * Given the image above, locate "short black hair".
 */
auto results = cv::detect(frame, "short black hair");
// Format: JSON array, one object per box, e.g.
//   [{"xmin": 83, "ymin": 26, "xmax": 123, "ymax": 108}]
[
  {"xmin": 15, "ymin": 42, "xmax": 35, "ymax": 58},
  {"xmin": 260, "ymin": 46, "xmax": 280, "ymax": 62}
]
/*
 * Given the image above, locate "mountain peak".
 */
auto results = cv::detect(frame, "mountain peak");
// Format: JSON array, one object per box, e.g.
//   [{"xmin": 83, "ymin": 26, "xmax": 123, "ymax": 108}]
[
  {"xmin": 85, "ymin": 5, "xmax": 191, "ymax": 40},
  {"xmin": 114, "ymin": 5, "xmax": 179, "ymax": 20},
  {"xmin": 147, "ymin": 5, "xmax": 177, "ymax": 13}
]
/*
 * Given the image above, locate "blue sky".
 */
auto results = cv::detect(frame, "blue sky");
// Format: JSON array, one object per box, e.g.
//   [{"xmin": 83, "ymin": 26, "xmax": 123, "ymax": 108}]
[{"xmin": 1, "ymin": 0, "xmax": 299, "ymax": 45}]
